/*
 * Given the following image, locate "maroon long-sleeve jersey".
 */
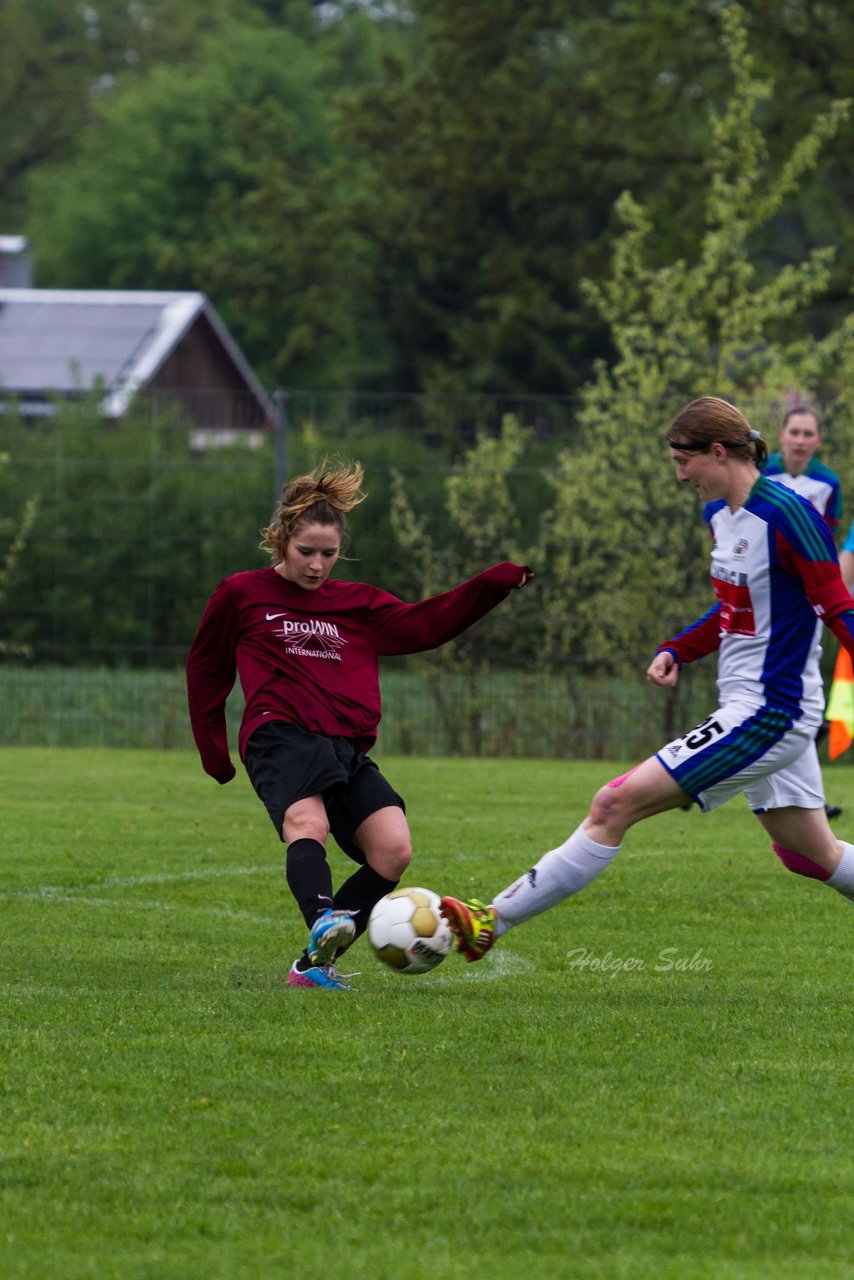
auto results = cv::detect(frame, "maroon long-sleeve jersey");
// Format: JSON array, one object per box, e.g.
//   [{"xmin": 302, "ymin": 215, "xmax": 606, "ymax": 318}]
[{"xmin": 186, "ymin": 562, "xmax": 528, "ymax": 782}]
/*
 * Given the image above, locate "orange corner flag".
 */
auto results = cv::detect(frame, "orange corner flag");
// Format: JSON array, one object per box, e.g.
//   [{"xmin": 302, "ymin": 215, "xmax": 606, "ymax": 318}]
[{"xmin": 826, "ymin": 647, "xmax": 854, "ymax": 761}]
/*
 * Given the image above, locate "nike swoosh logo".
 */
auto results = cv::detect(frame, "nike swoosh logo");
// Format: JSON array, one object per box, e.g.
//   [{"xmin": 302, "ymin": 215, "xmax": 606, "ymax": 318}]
[{"xmin": 265, "ymin": 612, "xmax": 287, "ymax": 621}]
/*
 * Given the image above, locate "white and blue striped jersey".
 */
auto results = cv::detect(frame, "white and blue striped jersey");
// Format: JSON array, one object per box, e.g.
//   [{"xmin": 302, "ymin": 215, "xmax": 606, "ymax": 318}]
[
  {"xmin": 662, "ymin": 476, "xmax": 854, "ymax": 727},
  {"xmin": 764, "ymin": 452, "xmax": 842, "ymax": 528}
]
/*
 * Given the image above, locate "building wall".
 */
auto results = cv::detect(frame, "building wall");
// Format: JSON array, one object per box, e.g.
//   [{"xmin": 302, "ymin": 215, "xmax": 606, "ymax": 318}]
[{"xmin": 148, "ymin": 316, "xmax": 270, "ymax": 429}]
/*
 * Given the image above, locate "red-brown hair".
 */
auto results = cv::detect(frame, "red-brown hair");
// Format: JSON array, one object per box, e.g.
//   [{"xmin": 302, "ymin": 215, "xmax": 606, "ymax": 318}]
[{"xmin": 261, "ymin": 459, "xmax": 365, "ymax": 563}]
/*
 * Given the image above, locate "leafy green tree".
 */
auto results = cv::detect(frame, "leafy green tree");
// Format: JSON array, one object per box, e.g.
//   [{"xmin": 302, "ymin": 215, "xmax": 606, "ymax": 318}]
[
  {"xmin": 336, "ymin": 0, "xmax": 854, "ymax": 396},
  {"xmin": 20, "ymin": 0, "xmax": 854, "ymax": 398},
  {"xmin": 194, "ymin": 12, "xmax": 416, "ymax": 389},
  {"xmin": 539, "ymin": 5, "xmax": 853, "ymax": 692},
  {"xmin": 27, "ymin": 24, "xmax": 330, "ymax": 283},
  {"xmin": 25, "ymin": 14, "xmax": 410, "ymax": 389},
  {"xmin": 391, "ymin": 414, "xmax": 533, "ymax": 599},
  {"xmin": 0, "ymin": 0, "xmax": 97, "ymax": 225},
  {"xmin": 737, "ymin": 1, "xmax": 854, "ymax": 334},
  {"xmin": 337, "ymin": 0, "xmax": 601, "ymax": 394},
  {"xmin": 1, "ymin": 0, "xmax": 276, "ymax": 226},
  {"xmin": 389, "ymin": 415, "xmax": 547, "ymax": 750}
]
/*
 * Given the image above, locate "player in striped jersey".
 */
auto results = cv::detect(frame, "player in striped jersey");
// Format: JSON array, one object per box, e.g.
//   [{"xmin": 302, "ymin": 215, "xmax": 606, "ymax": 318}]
[
  {"xmin": 765, "ymin": 403, "xmax": 842, "ymax": 533},
  {"xmin": 441, "ymin": 397, "xmax": 854, "ymax": 963},
  {"xmin": 705, "ymin": 401, "xmax": 845, "ymax": 816}
]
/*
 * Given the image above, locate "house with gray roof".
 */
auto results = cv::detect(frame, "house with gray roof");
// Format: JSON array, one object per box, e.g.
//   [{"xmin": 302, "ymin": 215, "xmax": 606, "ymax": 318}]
[
  {"xmin": 0, "ymin": 236, "xmax": 32, "ymax": 288},
  {"xmin": 0, "ymin": 287, "xmax": 273, "ymax": 439}
]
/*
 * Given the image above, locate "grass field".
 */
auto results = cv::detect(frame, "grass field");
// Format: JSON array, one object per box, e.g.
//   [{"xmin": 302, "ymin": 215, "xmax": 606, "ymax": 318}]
[{"xmin": 3, "ymin": 747, "xmax": 854, "ymax": 1280}]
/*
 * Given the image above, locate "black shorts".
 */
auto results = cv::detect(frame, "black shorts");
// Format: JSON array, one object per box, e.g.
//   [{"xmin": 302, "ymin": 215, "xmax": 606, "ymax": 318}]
[{"xmin": 243, "ymin": 722, "xmax": 405, "ymax": 861}]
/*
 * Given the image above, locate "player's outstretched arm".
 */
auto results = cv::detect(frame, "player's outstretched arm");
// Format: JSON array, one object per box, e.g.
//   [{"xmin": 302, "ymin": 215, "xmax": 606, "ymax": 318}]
[{"xmin": 372, "ymin": 561, "xmax": 533, "ymax": 656}]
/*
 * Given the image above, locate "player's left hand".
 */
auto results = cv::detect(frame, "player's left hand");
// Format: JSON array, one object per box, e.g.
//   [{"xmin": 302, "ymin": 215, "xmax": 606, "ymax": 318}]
[{"xmin": 647, "ymin": 650, "xmax": 679, "ymax": 687}]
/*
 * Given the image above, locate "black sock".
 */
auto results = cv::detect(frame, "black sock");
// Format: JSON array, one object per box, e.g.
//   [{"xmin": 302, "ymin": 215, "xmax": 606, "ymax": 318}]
[
  {"xmin": 333, "ymin": 865, "xmax": 399, "ymax": 942},
  {"xmin": 286, "ymin": 838, "xmax": 334, "ymax": 927}
]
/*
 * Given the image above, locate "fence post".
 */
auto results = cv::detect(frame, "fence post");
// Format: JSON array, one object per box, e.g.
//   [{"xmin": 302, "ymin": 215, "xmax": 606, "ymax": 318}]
[{"xmin": 273, "ymin": 387, "xmax": 289, "ymax": 508}]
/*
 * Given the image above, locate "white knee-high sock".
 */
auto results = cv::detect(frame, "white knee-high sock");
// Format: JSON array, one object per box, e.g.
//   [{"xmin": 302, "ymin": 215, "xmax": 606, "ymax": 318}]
[
  {"xmin": 492, "ymin": 824, "xmax": 620, "ymax": 934},
  {"xmin": 827, "ymin": 842, "xmax": 854, "ymax": 903}
]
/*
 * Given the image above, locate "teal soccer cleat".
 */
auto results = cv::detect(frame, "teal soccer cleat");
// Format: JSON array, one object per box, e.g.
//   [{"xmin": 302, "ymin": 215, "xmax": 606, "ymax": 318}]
[{"xmin": 306, "ymin": 908, "xmax": 357, "ymax": 965}]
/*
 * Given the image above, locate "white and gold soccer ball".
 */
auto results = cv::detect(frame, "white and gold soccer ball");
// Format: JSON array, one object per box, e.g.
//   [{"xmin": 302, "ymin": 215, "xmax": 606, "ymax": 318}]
[{"xmin": 367, "ymin": 886, "xmax": 453, "ymax": 975}]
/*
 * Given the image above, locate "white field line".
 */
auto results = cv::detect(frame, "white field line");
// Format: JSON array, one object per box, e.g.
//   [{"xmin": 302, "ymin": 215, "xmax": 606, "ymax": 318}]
[
  {"xmin": 0, "ymin": 863, "xmax": 285, "ymax": 933},
  {"xmin": 0, "ymin": 862, "xmax": 281, "ymax": 904},
  {"xmin": 1, "ymin": 892, "xmax": 282, "ymax": 927},
  {"xmin": 1, "ymin": 860, "xmax": 533, "ymax": 976}
]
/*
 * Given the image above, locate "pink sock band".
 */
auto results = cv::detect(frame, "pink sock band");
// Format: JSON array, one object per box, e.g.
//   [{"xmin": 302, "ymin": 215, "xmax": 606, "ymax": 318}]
[{"xmin": 772, "ymin": 843, "xmax": 832, "ymax": 882}]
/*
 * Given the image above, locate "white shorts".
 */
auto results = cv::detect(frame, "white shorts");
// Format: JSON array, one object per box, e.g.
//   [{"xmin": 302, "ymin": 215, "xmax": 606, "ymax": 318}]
[{"xmin": 657, "ymin": 703, "xmax": 824, "ymax": 814}]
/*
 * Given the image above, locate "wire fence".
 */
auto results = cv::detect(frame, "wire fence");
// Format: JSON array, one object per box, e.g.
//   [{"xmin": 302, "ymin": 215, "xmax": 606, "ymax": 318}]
[
  {"xmin": 0, "ymin": 664, "xmax": 722, "ymax": 761},
  {"xmin": 0, "ymin": 387, "xmax": 578, "ymax": 668},
  {"xmin": 1, "ymin": 386, "xmax": 849, "ymax": 760}
]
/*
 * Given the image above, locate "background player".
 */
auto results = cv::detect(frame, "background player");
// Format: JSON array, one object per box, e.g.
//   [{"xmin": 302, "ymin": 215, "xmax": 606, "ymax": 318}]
[
  {"xmin": 766, "ymin": 403, "xmax": 844, "ymax": 814},
  {"xmin": 765, "ymin": 402, "xmax": 842, "ymax": 533}
]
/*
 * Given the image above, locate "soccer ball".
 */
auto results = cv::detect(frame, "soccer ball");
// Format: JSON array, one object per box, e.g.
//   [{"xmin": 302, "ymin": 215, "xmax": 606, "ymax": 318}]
[{"xmin": 367, "ymin": 887, "xmax": 453, "ymax": 975}]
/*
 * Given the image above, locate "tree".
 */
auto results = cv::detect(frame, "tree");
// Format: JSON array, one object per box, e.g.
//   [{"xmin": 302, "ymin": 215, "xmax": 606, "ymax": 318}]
[
  {"xmin": 0, "ymin": 0, "xmax": 97, "ymax": 225},
  {"xmin": 538, "ymin": 5, "xmax": 853, "ymax": 693},
  {"xmin": 336, "ymin": 0, "xmax": 854, "ymax": 396},
  {"xmin": 193, "ymin": 11, "xmax": 417, "ymax": 388},
  {"xmin": 25, "ymin": 12, "xmax": 412, "ymax": 389},
  {"xmin": 337, "ymin": 0, "xmax": 605, "ymax": 394},
  {"xmin": 27, "ymin": 25, "xmax": 329, "ymax": 385},
  {"xmin": 389, "ymin": 414, "xmax": 546, "ymax": 751},
  {"xmin": 737, "ymin": 0, "xmax": 854, "ymax": 334},
  {"xmin": 20, "ymin": 0, "xmax": 854, "ymax": 398},
  {"xmin": 0, "ymin": 0, "xmax": 272, "ymax": 226}
]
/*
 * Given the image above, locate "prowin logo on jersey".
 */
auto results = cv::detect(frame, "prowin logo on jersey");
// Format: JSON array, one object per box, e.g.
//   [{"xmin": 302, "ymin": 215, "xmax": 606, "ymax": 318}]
[{"xmin": 266, "ymin": 611, "xmax": 345, "ymax": 660}]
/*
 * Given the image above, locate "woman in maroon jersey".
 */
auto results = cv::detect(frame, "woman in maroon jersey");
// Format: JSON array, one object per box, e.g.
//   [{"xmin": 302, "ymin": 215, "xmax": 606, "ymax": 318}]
[{"xmin": 187, "ymin": 458, "xmax": 532, "ymax": 990}]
